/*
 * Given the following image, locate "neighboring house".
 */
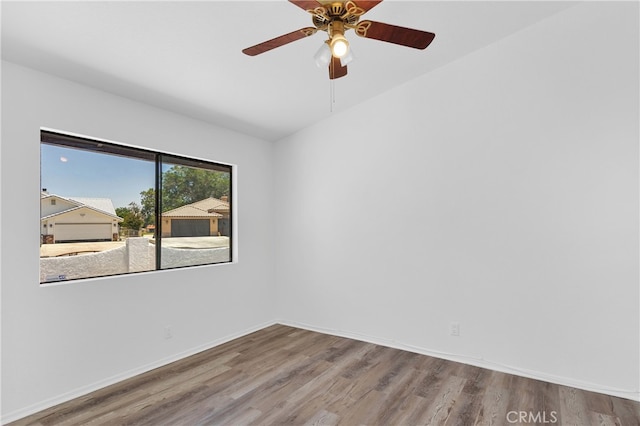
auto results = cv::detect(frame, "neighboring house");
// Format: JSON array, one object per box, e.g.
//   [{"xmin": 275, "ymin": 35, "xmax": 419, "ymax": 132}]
[
  {"xmin": 162, "ymin": 196, "xmax": 230, "ymax": 237},
  {"xmin": 41, "ymin": 192, "xmax": 123, "ymax": 243}
]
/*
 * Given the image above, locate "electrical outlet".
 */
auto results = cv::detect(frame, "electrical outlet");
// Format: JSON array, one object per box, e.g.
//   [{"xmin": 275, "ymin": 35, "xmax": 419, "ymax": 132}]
[
  {"xmin": 164, "ymin": 326, "xmax": 173, "ymax": 339},
  {"xmin": 450, "ymin": 322, "xmax": 460, "ymax": 337}
]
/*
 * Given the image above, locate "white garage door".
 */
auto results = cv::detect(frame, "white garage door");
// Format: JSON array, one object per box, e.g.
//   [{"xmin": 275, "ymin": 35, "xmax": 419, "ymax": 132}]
[{"xmin": 55, "ymin": 223, "xmax": 112, "ymax": 242}]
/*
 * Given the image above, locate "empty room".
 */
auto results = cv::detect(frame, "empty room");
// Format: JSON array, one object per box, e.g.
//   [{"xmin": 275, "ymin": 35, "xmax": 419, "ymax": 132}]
[{"xmin": 1, "ymin": 0, "xmax": 639, "ymax": 424}]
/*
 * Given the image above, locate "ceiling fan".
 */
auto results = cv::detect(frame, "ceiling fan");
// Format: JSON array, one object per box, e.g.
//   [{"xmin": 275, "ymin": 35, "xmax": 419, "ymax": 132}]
[{"xmin": 242, "ymin": 0, "xmax": 435, "ymax": 80}]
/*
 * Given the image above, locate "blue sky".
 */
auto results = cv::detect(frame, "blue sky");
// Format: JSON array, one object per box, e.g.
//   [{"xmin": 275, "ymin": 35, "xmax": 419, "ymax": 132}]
[{"xmin": 41, "ymin": 144, "xmax": 155, "ymax": 209}]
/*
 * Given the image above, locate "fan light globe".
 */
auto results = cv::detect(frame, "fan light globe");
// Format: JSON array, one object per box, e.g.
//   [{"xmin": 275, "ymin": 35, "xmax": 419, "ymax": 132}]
[
  {"xmin": 314, "ymin": 42, "xmax": 332, "ymax": 68},
  {"xmin": 330, "ymin": 36, "xmax": 349, "ymax": 58}
]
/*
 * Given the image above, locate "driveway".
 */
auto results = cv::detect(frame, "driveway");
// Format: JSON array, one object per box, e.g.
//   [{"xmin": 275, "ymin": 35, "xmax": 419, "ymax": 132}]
[
  {"xmin": 40, "ymin": 241, "xmax": 125, "ymax": 257},
  {"xmin": 161, "ymin": 236, "xmax": 229, "ymax": 249},
  {"xmin": 40, "ymin": 236, "xmax": 230, "ymax": 257}
]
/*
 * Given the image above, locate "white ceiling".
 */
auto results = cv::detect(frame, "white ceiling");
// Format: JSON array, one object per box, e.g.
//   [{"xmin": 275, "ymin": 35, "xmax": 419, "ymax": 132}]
[{"xmin": 1, "ymin": 1, "xmax": 575, "ymax": 141}]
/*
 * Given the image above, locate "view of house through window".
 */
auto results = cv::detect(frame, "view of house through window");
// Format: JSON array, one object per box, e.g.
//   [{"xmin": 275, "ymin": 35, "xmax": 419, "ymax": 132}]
[
  {"xmin": 40, "ymin": 130, "xmax": 232, "ymax": 283},
  {"xmin": 159, "ymin": 157, "xmax": 231, "ymax": 269}
]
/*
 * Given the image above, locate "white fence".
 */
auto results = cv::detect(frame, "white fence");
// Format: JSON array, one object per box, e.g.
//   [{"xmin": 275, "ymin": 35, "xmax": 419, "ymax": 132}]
[{"xmin": 40, "ymin": 238, "xmax": 230, "ymax": 283}]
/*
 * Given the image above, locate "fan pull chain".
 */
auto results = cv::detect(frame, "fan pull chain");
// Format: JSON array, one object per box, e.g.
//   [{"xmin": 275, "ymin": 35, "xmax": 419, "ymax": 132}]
[{"xmin": 329, "ymin": 79, "xmax": 336, "ymax": 112}]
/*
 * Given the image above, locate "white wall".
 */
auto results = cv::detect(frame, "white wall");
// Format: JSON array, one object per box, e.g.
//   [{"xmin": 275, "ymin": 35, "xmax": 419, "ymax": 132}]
[
  {"xmin": 1, "ymin": 61, "xmax": 276, "ymax": 421},
  {"xmin": 2, "ymin": 2, "xmax": 638, "ymax": 422},
  {"xmin": 275, "ymin": 2, "xmax": 639, "ymax": 400}
]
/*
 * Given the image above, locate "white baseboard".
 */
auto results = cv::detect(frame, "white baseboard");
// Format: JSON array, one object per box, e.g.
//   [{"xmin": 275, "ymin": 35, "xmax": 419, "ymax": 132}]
[
  {"xmin": 277, "ymin": 319, "xmax": 640, "ymax": 403},
  {"xmin": 1, "ymin": 319, "xmax": 278, "ymax": 425}
]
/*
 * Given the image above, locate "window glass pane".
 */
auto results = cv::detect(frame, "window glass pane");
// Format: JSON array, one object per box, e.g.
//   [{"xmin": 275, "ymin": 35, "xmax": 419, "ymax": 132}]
[
  {"xmin": 160, "ymin": 157, "xmax": 231, "ymax": 269},
  {"xmin": 40, "ymin": 130, "xmax": 233, "ymax": 284},
  {"xmin": 40, "ymin": 143, "xmax": 156, "ymax": 282}
]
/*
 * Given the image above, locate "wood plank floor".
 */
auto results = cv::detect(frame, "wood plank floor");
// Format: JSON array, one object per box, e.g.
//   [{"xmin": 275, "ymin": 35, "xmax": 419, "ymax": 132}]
[{"xmin": 10, "ymin": 324, "xmax": 640, "ymax": 425}]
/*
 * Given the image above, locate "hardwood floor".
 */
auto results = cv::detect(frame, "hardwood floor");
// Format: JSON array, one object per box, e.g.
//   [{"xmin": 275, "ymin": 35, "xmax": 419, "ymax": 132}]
[{"xmin": 10, "ymin": 324, "xmax": 640, "ymax": 425}]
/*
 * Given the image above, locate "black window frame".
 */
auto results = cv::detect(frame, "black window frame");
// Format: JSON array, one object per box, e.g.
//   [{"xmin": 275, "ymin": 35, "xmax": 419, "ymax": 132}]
[{"xmin": 40, "ymin": 130, "xmax": 233, "ymax": 283}]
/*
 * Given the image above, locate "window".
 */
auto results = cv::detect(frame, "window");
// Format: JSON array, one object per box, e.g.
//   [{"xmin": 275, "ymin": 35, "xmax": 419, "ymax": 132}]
[{"xmin": 40, "ymin": 130, "xmax": 232, "ymax": 284}]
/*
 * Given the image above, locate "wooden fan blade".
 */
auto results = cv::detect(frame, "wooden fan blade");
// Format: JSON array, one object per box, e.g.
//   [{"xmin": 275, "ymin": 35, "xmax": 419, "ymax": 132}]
[
  {"xmin": 242, "ymin": 27, "xmax": 317, "ymax": 56},
  {"xmin": 355, "ymin": 20, "xmax": 435, "ymax": 50},
  {"xmin": 329, "ymin": 56, "xmax": 347, "ymax": 80},
  {"xmin": 353, "ymin": 1, "xmax": 382, "ymax": 13},
  {"xmin": 341, "ymin": 1, "xmax": 382, "ymax": 20},
  {"xmin": 288, "ymin": 0, "xmax": 322, "ymax": 12}
]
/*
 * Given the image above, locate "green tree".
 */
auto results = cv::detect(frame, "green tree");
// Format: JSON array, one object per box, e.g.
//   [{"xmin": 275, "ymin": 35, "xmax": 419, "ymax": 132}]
[
  {"xmin": 140, "ymin": 166, "xmax": 230, "ymax": 213},
  {"xmin": 139, "ymin": 188, "xmax": 156, "ymax": 226},
  {"xmin": 116, "ymin": 202, "xmax": 144, "ymax": 230}
]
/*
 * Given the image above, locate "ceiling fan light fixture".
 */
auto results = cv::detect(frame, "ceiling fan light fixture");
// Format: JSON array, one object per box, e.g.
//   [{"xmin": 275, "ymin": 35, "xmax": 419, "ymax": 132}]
[
  {"xmin": 328, "ymin": 20, "xmax": 349, "ymax": 58},
  {"xmin": 330, "ymin": 34, "xmax": 349, "ymax": 58}
]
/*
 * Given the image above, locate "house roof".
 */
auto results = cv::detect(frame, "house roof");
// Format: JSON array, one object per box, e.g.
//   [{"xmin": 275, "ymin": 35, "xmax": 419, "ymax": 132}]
[
  {"xmin": 189, "ymin": 197, "xmax": 230, "ymax": 213},
  {"xmin": 41, "ymin": 205, "xmax": 121, "ymax": 221},
  {"xmin": 68, "ymin": 197, "xmax": 119, "ymax": 216},
  {"xmin": 162, "ymin": 197, "xmax": 228, "ymax": 218},
  {"xmin": 162, "ymin": 204, "xmax": 222, "ymax": 218},
  {"xmin": 41, "ymin": 194, "xmax": 122, "ymax": 221}
]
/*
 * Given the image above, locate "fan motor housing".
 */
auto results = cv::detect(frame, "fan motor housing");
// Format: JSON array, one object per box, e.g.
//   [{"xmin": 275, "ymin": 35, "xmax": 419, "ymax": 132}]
[
  {"xmin": 326, "ymin": 3, "xmax": 346, "ymax": 16},
  {"xmin": 312, "ymin": 2, "xmax": 359, "ymax": 29}
]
